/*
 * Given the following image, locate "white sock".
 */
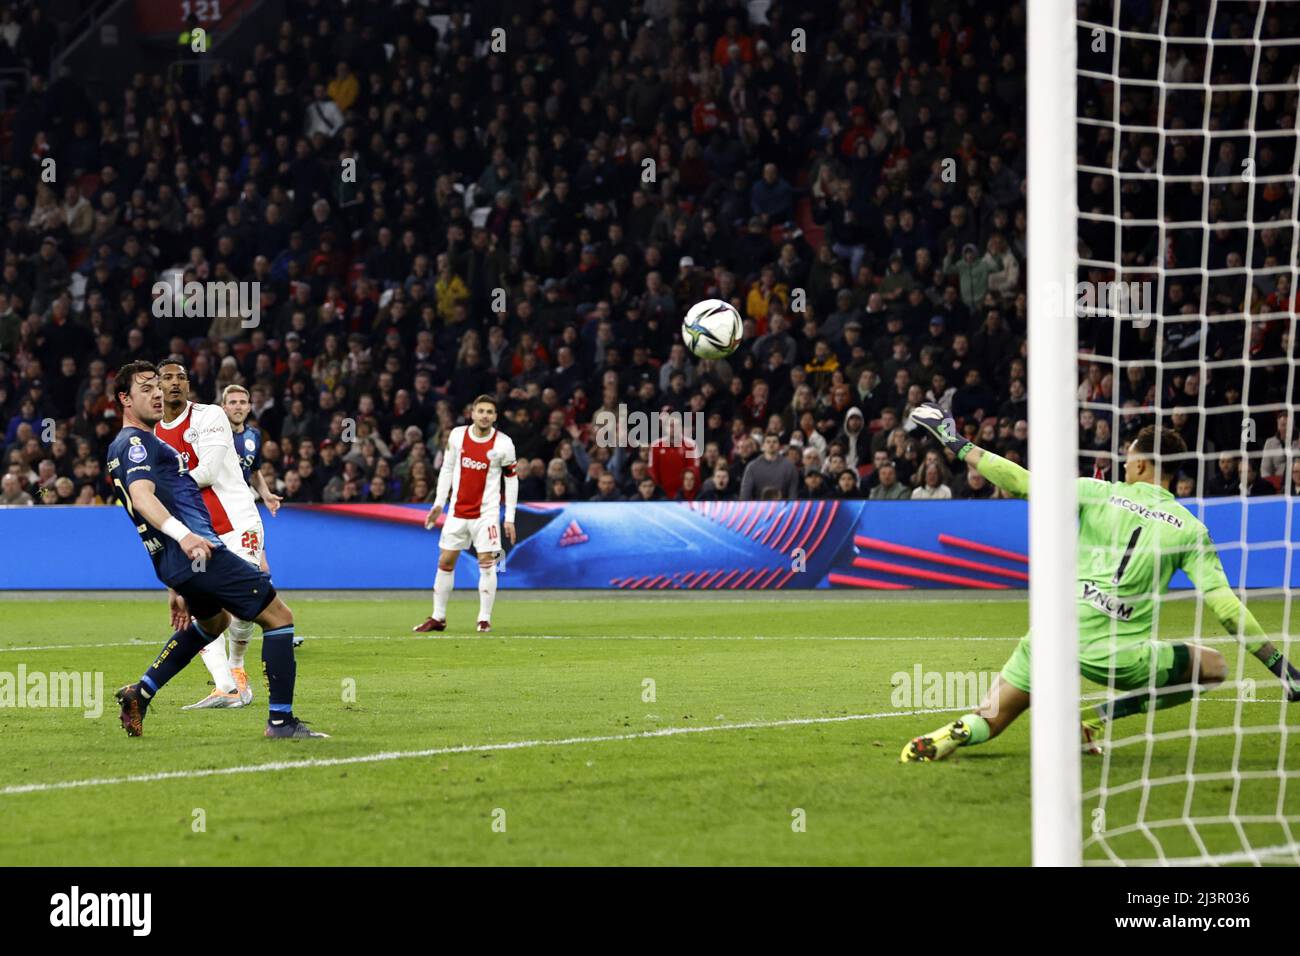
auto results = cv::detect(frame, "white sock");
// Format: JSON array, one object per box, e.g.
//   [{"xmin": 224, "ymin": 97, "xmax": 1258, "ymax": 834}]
[
  {"xmin": 433, "ymin": 568, "xmax": 454, "ymax": 620},
  {"xmin": 199, "ymin": 632, "xmax": 237, "ymax": 693},
  {"xmin": 227, "ymin": 618, "xmax": 255, "ymax": 668},
  {"xmin": 478, "ymin": 562, "xmax": 497, "ymax": 622}
]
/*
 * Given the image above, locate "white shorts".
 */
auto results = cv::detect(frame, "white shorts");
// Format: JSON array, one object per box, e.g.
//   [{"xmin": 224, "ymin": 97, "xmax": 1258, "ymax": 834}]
[
  {"xmin": 219, "ymin": 519, "xmax": 265, "ymax": 567},
  {"xmin": 440, "ymin": 514, "xmax": 502, "ymax": 555}
]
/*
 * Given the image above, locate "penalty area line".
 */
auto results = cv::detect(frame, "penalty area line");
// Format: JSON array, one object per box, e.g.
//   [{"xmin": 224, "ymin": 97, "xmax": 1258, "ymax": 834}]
[{"xmin": 0, "ymin": 707, "xmax": 964, "ymax": 797}]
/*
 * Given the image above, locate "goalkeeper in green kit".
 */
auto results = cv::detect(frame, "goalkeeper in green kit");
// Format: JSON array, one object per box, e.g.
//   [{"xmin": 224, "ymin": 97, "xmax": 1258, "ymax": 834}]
[{"xmin": 900, "ymin": 403, "xmax": 1300, "ymax": 763}]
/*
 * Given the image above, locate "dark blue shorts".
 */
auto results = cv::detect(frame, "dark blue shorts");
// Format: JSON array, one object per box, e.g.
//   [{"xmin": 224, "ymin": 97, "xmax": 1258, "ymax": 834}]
[{"xmin": 174, "ymin": 546, "xmax": 277, "ymax": 623}]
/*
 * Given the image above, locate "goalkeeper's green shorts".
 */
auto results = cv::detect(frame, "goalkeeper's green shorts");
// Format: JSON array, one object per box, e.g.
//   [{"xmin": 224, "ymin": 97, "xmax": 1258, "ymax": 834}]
[{"xmin": 999, "ymin": 632, "xmax": 1188, "ymax": 694}]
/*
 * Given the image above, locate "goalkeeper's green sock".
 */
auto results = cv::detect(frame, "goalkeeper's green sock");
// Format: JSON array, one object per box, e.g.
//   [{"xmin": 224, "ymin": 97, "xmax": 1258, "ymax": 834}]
[
  {"xmin": 957, "ymin": 714, "xmax": 991, "ymax": 746},
  {"xmin": 1092, "ymin": 688, "xmax": 1194, "ymax": 722}
]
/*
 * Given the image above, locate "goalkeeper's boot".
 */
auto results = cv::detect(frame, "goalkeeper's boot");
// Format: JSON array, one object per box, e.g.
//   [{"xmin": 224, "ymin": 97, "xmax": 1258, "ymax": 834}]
[
  {"xmin": 412, "ymin": 617, "xmax": 446, "ymax": 633},
  {"xmin": 1081, "ymin": 716, "xmax": 1106, "ymax": 756},
  {"xmin": 181, "ymin": 687, "xmax": 244, "ymax": 710},
  {"xmin": 231, "ymin": 667, "xmax": 254, "ymax": 706},
  {"xmin": 477, "ymin": 620, "xmax": 492, "ymax": 633},
  {"xmin": 115, "ymin": 683, "xmax": 148, "ymax": 738},
  {"xmin": 900, "ymin": 719, "xmax": 971, "ymax": 763},
  {"xmin": 264, "ymin": 716, "xmax": 330, "ymax": 739}
]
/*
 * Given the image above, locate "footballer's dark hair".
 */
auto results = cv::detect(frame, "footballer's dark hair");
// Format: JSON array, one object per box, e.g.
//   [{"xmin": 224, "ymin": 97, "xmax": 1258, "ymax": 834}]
[
  {"xmin": 471, "ymin": 394, "xmax": 498, "ymax": 410},
  {"xmin": 1132, "ymin": 425, "xmax": 1188, "ymax": 484},
  {"xmin": 114, "ymin": 360, "xmax": 158, "ymax": 405},
  {"xmin": 157, "ymin": 355, "xmax": 189, "ymax": 375}
]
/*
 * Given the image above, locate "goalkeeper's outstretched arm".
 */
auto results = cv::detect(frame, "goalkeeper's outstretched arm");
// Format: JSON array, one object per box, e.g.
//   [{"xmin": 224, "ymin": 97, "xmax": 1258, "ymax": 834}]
[
  {"xmin": 909, "ymin": 403, "xmax": 1027, "ymax": 496},
  {"xmin": 1182, "ymin": 533, "xmax": 1300, "ymax": 700}
]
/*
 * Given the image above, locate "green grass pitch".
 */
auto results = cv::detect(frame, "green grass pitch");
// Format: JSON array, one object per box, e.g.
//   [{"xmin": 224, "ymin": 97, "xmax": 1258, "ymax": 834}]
[{"xmin": 0, "ymin": 592, "xmax": 1294, "ymax": 866}]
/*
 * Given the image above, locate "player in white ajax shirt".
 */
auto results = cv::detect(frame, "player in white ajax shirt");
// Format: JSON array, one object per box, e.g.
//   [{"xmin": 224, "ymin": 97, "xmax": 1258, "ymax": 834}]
[
  {"xmin": 154, "ymin": 359, "xmax": 264, "ymax": 708},
  {"xmin": 415, "ymin": 394, "xmax": 518, "ymax": 633}
]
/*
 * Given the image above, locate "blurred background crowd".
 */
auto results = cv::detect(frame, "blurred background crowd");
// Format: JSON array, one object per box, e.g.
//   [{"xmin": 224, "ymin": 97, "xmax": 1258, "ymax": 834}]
[{"xmin": 0, "ymin": 0, "xmax": 1296, "ymax": 509}]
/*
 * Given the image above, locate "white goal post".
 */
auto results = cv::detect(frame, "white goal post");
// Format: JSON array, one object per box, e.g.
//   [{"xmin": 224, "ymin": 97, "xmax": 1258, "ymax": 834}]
[
  {"xmin": 1031, "ymin": 0, "xmax": 1300, "ymax": 867},
  {"xmin": 1028, "ymin": 0, "xmax": 1083, "ymax": 868}
]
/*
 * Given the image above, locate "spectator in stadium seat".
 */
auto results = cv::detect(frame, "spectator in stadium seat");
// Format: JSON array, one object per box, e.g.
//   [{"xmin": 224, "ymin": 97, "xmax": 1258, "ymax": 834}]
[
  {"xmin": 837, "ymin": 407, "xmax": 868, "ymax": 472},
  {"xmin": 750, "ymin": 163, "xmax": 795, "ymax": 225},
  {"xmin": 911, "ymin": 462, "xmax": 954, "ymax": 500},
  {"xmin": 1206, "ymin": 453, "xmax": 1241, "ymax": 497},
  {"xmin": 5, "ymin": 397, "xmax": 40, "ymax": 446},
  {"xmin": 740, "ymin": 433, "xmax": 797, "ymax": 500},
  {"xmin": 944, "ymin": 242, "xmax": 993, "ymax": 311},
  {"xmin": 698, "ymin": 464, "xmax": 737, "ymax": 501},
  {"xmin": 304, "ymin": 83, "xmax": 345, "ymax": 139},
  {"xmin": 868, "ymin": 462, "xmax": 909, "ymax": 501},
  {"xmin": 801, "ymin": 468, "xmax": 830, "ymax": 499},
  {"xmin": 634, "ymin": 476, "xmax": 665, "ymax": 502},
  {"xmin": 0, "ymin": 473, "xmax": 33, "ymax": 506},
  {"xmin": 1261, "ymin": 412, "xmax": 1298, "ymax": 486},
  {"xmin": 647, "ymin": 416, "xmax": 700, "ymax": 499},
  {"xmin": 953, "ymin": 368, "xmax": 998, "ymax": 423},
  {"xmin": 589, "ymin": 472, "xmax": 622, "ymax": 502},
  {"xmin": 956, "ymin": 466, "xmax": 996, "ymax": 500},
  {"xmin": 1243, "ymin": 459, "xmax": 1276, "ymax": 497},
  {"xmin": 835, "ymin": 470, "xmax": 863, "ymax": 498},
  {"xmin": 674, "ymin": 468, "xmax": 701, "ymax": 502}
]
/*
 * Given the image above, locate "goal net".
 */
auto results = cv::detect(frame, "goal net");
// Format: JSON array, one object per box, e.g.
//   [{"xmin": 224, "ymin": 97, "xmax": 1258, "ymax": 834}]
[{"xmin": 1035, "ymin": 0, "xmax": 1300, "ymax": 866}]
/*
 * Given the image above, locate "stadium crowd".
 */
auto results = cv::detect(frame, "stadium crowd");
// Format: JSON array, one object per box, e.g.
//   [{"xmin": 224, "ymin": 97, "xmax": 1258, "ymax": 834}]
[{"xmin": 0, "ymin": 0, "xmax": 1296, "ymax": 510}]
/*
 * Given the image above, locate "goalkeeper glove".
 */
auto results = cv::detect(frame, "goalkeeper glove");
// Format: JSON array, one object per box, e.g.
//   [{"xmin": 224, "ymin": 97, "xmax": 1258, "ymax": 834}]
[
  {"xmin": 1264, "ymin": 649, "xmax": 1300, "ymax": 702},
  {"xmin": 910, "ymin": 402, "xmax": 973, "ymax": 460}
]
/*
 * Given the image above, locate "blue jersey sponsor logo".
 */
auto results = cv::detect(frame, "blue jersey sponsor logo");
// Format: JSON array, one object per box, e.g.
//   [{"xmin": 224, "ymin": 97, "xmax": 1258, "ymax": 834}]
[{"xmin": 234, "ymin": 426, "xmax": 261, "ymax": 482}]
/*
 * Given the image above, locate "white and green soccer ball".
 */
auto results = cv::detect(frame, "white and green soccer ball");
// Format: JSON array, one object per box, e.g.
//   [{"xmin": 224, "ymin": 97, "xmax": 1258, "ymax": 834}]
[{"xmin": 681, "ymin": 298, "xmax": 743, "ymax": 359}]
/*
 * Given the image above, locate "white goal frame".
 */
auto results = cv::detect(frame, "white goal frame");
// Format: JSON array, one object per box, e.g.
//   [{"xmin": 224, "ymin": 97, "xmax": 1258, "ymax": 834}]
[{"xmin": 1028, "ymin": 0, "xmax": 1082, "ymax": 867}]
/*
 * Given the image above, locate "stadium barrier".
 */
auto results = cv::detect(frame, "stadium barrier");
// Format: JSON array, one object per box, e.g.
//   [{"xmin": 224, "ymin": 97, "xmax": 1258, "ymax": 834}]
[{"xmin": 3, "ymin": 499, "xmax": 1295, "ymax": 590}]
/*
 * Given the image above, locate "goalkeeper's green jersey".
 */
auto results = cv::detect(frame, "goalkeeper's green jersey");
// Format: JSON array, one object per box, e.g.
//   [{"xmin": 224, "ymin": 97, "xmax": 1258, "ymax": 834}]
[{"xmin": 975, "ymin": 451, "xmax": 1267, "ymax": 653}]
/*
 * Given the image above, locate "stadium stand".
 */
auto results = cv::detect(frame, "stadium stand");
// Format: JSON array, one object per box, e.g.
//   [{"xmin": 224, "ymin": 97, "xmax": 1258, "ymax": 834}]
[{"xmin": 2, "ymin": 0, "xmax": 1285, "ymax": 509}]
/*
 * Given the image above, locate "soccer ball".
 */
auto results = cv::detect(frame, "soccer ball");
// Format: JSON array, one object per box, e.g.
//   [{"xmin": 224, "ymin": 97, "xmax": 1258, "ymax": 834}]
[{"xmin": 681, "ymin": 298, "xmax": 743, "ymax": 359}]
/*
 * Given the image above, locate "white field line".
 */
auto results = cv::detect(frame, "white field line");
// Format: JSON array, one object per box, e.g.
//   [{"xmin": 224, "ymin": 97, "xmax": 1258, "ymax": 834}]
[
  {"xmin": 0, "ymin": 707, "xmax": 965, "ymax": 797},
  {"xmin": 0, "ymin": 633, "xmax": 1023, "ymax": 653}
]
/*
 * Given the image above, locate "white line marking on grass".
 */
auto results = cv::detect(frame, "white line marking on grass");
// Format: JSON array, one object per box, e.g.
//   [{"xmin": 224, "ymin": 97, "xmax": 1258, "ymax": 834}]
[
  {"xmin": 411, "ymin": 634, "xmax": 1021, "ymax": 642},
  {"xmin": 0, "ymin": 640, "xmax": 153, "ymax": 653},
  {"xmin": 0, "ymin": 634, "xmax": 1020, "ymax": 653},
  {"xmin": 0, "ymin": 707, "xmax": 964, "ymax": 796}
]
